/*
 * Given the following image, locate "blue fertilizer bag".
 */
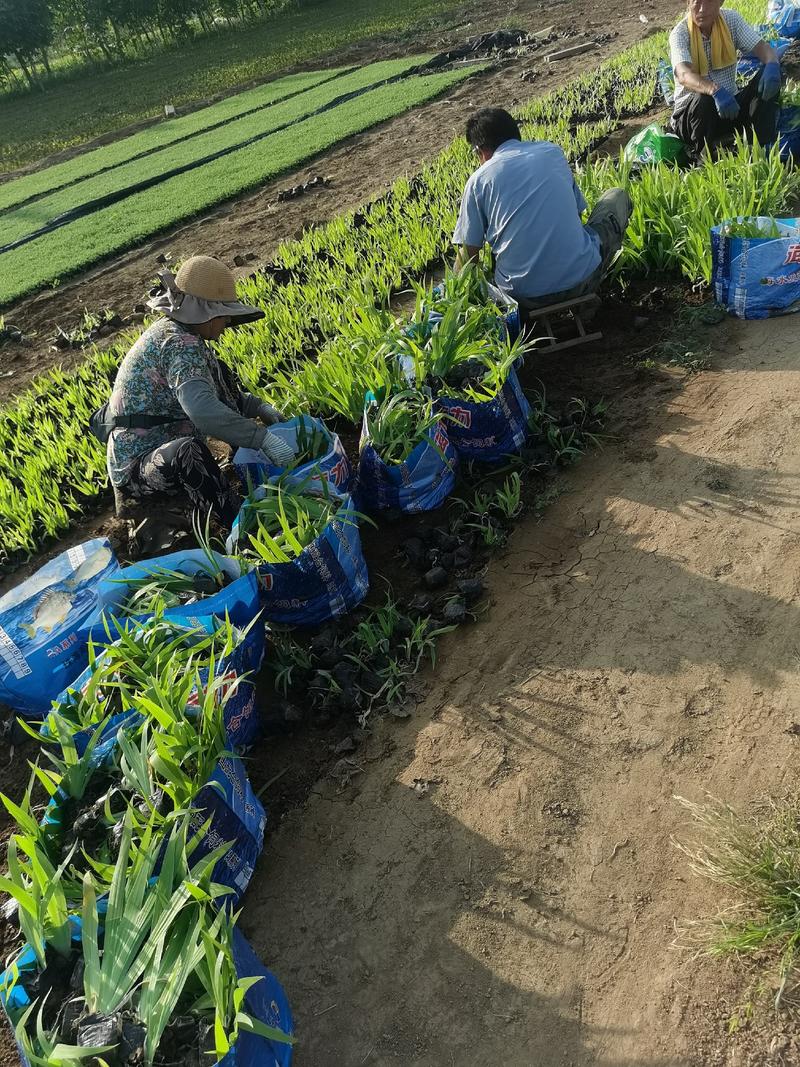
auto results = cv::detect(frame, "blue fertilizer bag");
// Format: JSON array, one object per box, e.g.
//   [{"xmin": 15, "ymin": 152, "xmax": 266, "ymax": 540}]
[
  {"xmin": 711, "ymin": 216, "xmax": 800, "ymax": 319},
  {"xmin": 0, "ymin": 924, "xmax": 292, "ymax": 1067},
  {"xmin": 737, "ymin": 28, "xmax": 792, "ymax": 78},
  {"xmin": 768, "ymin": 1, "xmax": 800, "ymax": 37},
  {"xmin": 778, "ymin": 104, "xmax": 800, "ymax": 160},
  {"xmin": 234, "ymin": 415, "xmax": 353, "ymax": 494},
  {"xmin": 92, "ymin": 549, "xmax": 261, "ymax": 633},
  {"xmin": 41, "ymin": 702, "xmax": 265, "ymax": 902},
  {"xmin": 189, "ymin": 754, "xmax": 266, "ymax": 901},
  {"xmin": 227, "ymin": 488, "xmax": 369, "ymax": 626},
  {"xmin": 52, "ymin": 614, "xmax": 264, "ymax": 752},
  {"xmin": 435, "ymin": 364, "xmax": 531, "ymax": 464},
  {"xmin": 357, "ymin": 396, "xmax": 458, "ymax": 513},
  {"xmin": 0, "ymin": 538, "xmax": 120, "ymax": 718}
]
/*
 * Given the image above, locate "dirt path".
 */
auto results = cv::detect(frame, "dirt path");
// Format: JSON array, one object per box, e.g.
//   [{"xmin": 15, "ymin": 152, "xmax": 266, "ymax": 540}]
[
  {"xmin": 239, "ymin": 313, "xmax": 800, "ymax": 1065},
  {"xmin": 0, "ymin": 0, "xmax": 678, "ymax": 401}
]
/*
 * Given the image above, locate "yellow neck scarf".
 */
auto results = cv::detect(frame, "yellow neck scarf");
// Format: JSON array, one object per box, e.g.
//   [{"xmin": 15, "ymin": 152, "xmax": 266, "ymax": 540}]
[{"xmin": 688, "ymin": 12, "xmax": 736, "ymax": 76}]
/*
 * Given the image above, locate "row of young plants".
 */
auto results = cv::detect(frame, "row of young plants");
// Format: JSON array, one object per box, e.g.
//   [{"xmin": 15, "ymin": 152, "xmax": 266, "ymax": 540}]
[
  {"xmin": 0, "ymin": 56, "xmax": 431, "ymax": 241},
  {"xmin": 0, "ymin": 612, "xmax": 294, "ymax": 1065},
  {"xmin": 0, "ymin": 62, "xmax": 479, "ymax": 305},
  {"xmin": 0, "ymin": 66, "xmax": 345, "ymax": 215},
  {"xmin": 0, "ymin": 0, "xmax": 787, "ymax": 569}
]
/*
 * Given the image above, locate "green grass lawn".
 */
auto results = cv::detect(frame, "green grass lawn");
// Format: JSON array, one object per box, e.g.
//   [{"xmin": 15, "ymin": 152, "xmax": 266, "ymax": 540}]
[
  {"xmin": 0, "ymin": 0, "xmax": 465, "ymax": 173},
  {"xmin": 0, "ymin": 68, "xmax": 344, "ymax": 214},
  {"xmin": 0, "ymin": 65, "xmax": 481, "ymax": 306},
  {"xmin": 0, "ymin": 57, "xmax": 429, "ymax": 247}
]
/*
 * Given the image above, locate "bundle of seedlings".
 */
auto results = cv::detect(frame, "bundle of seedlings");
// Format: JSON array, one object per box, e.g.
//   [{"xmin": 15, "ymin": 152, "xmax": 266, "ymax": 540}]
[
  {"xmin": 233, "ymin": 480, "xmax": 350, "ymax": 566},
  {"xmin": 362, "ymin": 390, "xmax": 446, "ymax": 465},
  {"xmin": 716, "ymin": 214, "xmax": 793, "ymax": 237},
  {"xmin": 781, "ymin": 78, "xmax": 800, "ymax": 109},
  {"xmin": 269, "ymin": 593, "xmax": 453, "ymax": 728},
  {"xmin": 406, "ymin": 263, "xmax": 504, "ymax": 339},
  {"xmin": 114, "ymin": 567, "xmax": 227, "ymax": 618},
  {"xmin": 526, "ymin": 392, "xmax": 607, "ymax": 467},
  {"xmin": 49, "ymin": 617, "xmax": 245, "ymax": 737},
  {"xmin": 8, "ymin": 652, "xmax": 238, "ymax": 910},
  {"xmin": 290, "ymin": 419, "xmax": 331, "ymax": 467},
  {"xmin": 2, "ymin": 814, "xmax": 292, "ymax": 1066},
  {"xmin": 110, "ymin": 524, "xmax": 230, "ymax": 618}
]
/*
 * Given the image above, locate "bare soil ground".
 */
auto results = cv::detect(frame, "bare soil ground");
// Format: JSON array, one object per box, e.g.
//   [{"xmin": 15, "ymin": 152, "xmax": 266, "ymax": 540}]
[
  {"xmin": 238, "ymin": 310, "xmax": 800, "ymax": 1066},
  {"xmin": 0, "ymin": 0, "xmax": 678, "ymax": 402}
]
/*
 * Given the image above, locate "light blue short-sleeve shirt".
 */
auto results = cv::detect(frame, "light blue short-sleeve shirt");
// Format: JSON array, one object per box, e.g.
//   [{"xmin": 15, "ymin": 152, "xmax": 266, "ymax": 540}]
[
  {"xmin": 452, "ymin": 140, "xmax": 601, "ymax": 301},
  {"xmin": 669, "ymin": 9, "xmax": 762, "ymax": 110}
]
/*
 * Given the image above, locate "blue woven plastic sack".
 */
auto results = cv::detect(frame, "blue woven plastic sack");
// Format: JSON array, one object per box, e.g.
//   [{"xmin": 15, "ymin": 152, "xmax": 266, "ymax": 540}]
[
  {"xmin": 40, "ymin": 709, "xmax": 265, "ymax": 902},
  {"xmin": 357, "ymin": 401, "xmax": 458, "ymax": 514},
  {"xmin": 0, "ymin": 924, "xmax": 291, "ymax": 1067},
  {"xmin": 768, "ymin": 1, "xmax": 800, "ymax": 36},
  {"xmin": 711, "ymin": 217, "xmax": 800, "ymax": 319},
  {"xmin": 92, "ymin": 550, "xmax": 261, "ymax": 633},
  {"xmin": 189, "ymin": 755, "xmax": 266, "ymax": 901},
  {"xmin": 779, "ymin": 104, "xmax": 800, "ymax": 160},
  {"xmin": 435, "ymin": 364, "xmax": 531, "ymax": 463},
  {"xmin": 227, "ymin": 490, "xmax": 369, "ymax": 626},
  {"xmin": 737, "ymin": 30, "xmax": 792, "ymax": 77},
  {"xmin": 0, "ymin": 538, "xmax": 120, "ymax": 718},
  {"xmin": 219, "ymin": 926, "xmax": 294, "ymax": 1067},
  {"xmin": 52, "ymin": 615, "xmax": 264, "ymax": 752},
  {"xmin": 234, "ymin": 415, "xmax": 353, "ymax": 494}
]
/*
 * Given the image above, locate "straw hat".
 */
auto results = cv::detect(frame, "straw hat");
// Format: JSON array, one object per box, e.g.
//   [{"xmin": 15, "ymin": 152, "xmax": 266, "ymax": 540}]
[{"xmin": 147, "ymin": 255, "xmax": 264, "ymax": 326}]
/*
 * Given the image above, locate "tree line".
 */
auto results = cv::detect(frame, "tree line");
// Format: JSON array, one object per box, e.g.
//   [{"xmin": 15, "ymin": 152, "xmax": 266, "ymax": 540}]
[{"xmin": 0, "ymin": 0, "xmax": 298, "ymax": 90}]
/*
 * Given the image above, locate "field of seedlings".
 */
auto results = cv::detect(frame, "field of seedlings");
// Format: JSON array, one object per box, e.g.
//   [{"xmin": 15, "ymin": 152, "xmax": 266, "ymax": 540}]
[
  {"xmin": 0, "ymin": 0, "xmax": 467, "ymax": 171},
  {"xmin": 0, "ymin": 56, "xmax": 481, "ymax": 305},
  {"xmin": 3, "ymin": 0, "xmax": 800, "ymax": 1062}
]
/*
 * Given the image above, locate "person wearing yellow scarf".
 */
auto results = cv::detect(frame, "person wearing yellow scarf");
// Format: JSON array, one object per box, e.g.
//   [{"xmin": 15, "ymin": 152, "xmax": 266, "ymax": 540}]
[
  {"xmin": 687, "ymin": 9, "xmax": 736, "ymax": 75},
  {"xmin": 668, "ymin": 0, "xmax": 781, "ymax": 159}
]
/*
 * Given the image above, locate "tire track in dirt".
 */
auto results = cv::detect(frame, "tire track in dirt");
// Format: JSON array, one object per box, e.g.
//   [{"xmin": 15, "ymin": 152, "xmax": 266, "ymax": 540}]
[{"xmin": 242, "ymin": 314, "xmax": 800, "ymax": 1065}]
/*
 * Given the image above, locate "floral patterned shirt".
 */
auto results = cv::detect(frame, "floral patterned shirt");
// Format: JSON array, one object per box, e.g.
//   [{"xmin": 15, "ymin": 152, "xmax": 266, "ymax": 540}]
[{"xmin": 106, "ymin": 318, "xmax": 236, "ymax": 486}]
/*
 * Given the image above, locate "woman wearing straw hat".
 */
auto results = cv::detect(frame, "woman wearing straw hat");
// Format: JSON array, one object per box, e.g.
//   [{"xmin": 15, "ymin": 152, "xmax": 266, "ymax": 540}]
[
  {"xmin": 668, "ymin": 0, "xmax": 781, "ymax": 159},
  {"xmin": 105, "ymin": 256, "xmax": 294, "ymax": 546}
]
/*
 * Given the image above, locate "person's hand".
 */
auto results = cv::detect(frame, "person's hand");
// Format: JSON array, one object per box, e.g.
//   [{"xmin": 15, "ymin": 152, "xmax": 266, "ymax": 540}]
[
  {"xmin": 759, "ymin": 61, "xmax": 781, "ymax": 101},
  {"xmin": 258, "ymin": 401, "xmax": 287, "ymax": 426},
  {"xmin": 260, "ymin": 429, "xmax": 295, "ymax": 467},
  {"xmin": 713, "ymin": 86, "xmax": 740, "ymax": 121}
]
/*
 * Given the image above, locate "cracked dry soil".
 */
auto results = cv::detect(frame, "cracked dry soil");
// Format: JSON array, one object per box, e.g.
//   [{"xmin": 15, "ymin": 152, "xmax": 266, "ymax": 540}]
[{"xmin": 241, "ymin": 313, "xmax": 800, "ymax": 1066}]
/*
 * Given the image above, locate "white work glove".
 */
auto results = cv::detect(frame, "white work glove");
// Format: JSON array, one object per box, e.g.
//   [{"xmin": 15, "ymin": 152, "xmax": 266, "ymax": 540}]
[
  {"xmin": 258, "ymin": 402, "xmax": 287, "ymax": 427},
  {"xmin": 260, "ymin": 429, "xmax": 296, "ymax": 468}
]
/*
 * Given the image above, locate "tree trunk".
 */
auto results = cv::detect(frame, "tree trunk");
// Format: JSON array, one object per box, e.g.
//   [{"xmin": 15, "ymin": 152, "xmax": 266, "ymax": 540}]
[
  {"xmin": 14, "ymin": 53, "xmax": 37, "ymax": 90},
  {"xmin": 97, "ymin": 35, "xmax": 114, "ymax": 61},
  {"xmin": 109, "ymin": 19, "xmax": 126, "ymax": 56},
  {"xmin": 39, "ymin": 49, "xmax": 52, "ymax": 75}
]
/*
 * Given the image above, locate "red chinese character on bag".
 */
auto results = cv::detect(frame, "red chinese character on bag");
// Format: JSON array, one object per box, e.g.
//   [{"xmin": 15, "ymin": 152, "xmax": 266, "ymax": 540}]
[{"xmin": 785, "ymin": 244, "xmax": 800, "ymax": 266}]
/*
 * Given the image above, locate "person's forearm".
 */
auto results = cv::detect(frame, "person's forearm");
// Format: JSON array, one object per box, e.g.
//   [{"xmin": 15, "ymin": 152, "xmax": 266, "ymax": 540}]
[
  {"xmin": 675, "ymin": 62, "xmax": 718, "ymax": 96},
  {"xmin": 177, "ymin": 379, "xmax": 267, "ymax": 449},
  {"xmin": 752, "ymin": 40, "xmax": 779, "ymax": 65}
]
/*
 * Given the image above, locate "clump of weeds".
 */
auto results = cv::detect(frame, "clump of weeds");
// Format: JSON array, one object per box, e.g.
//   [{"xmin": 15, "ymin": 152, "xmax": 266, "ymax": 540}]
[{"xmin": 674, "ymin": 792, "xmax": 800, "ymax": 1012}]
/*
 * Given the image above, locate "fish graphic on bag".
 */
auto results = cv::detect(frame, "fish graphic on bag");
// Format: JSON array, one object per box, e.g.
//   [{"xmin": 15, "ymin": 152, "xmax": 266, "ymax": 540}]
[
  {"xmin": 64, "ymin": 545, "xmax": 112, "ymax": 589},
  {"xmin": 20, "ymin": 590, "xmax": 73, "ymax": 640}
]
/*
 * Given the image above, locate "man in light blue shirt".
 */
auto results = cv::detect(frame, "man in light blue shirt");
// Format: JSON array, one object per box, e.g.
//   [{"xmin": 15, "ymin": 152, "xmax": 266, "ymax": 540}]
[{"xmin": 453, "ymin": 108, "xmax": 632, "ymax": 309}]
